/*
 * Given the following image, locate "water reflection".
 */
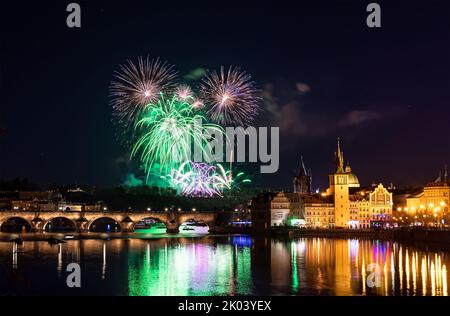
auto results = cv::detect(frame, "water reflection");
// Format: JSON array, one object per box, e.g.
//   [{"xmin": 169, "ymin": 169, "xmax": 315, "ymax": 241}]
[
  {"xmin": 126, "ymin": 238, "xmax": 252, "ymax": 295},
  {"xmin": 0, "ymin": 237, "xmax": 448, "ymax": 296},
  {"xmin": 279, "ymin": 238, "xmax": 449, "ymax": 296}
]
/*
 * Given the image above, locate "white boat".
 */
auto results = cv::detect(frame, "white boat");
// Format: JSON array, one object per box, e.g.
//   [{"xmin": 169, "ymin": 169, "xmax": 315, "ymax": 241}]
[{"xmin": 179, "ymin": 220, "xmax": 209, "ymax": 234}]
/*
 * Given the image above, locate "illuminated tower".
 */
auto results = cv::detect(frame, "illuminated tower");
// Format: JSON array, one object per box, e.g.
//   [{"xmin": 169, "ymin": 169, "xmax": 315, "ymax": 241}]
[
  {"xmin": 293, "ymin": 156, "xmax": 312, "ymax": 194},
  {"xmin": 328, "ymin": 138, "xmax": 350, "ymax": 228}
]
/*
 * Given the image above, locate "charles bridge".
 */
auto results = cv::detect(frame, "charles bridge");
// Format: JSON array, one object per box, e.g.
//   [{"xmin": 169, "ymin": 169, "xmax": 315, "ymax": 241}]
[{"xmin": 0, "ymin": 209, "xmax": 217, "ymax": 233}]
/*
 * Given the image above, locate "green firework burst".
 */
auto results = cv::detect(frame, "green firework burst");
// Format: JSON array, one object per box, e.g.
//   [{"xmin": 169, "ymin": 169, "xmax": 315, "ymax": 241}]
[{"xmin": 131, "ymin": 94, "xmax": 224, "ymax": 181}]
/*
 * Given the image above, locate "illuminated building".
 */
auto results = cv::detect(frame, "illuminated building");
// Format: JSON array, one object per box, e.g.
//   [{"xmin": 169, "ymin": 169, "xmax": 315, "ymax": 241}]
[
  {"xmin": 253, "ymin": 139, "xmax": 393, "ymax": 230},
  {"xmin": 405, "ymin": 166, "xmax": 449, "ymax": 212},
  {"xmin": 350, "ymin": 184, "xmax": 393, "ymax": 228},
  {"xmin": 301, "ymin": 194, "xmax": 334, "ymax": 228},
  {"xmin": 251, "ymin": 192, "xmax": 302, "ymax": 231},
  {"xmin": 268, "ymin": 192, "xmax": 301, "ymax": 226},
  {"xmin": 398, "ymin": 166, "xmax": 449, "ymax": 226},
  {"xmin": 298, "ymin": 139, "xmax": 393, "ymax": 228}
]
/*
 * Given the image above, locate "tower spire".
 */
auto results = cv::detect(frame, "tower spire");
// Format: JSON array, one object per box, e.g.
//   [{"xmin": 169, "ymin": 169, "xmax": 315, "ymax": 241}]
[
  {"xmin": 444, "ymin": 164, "xmax": 449, "ymax": 183},
  {"xmin": 298, "ymin": 155, "xmax": 307, "ymax": 176},
  {"xmin": 293, "ymin": 155, "xmax": 312, "ymax": 193},
  {"xmin": 335, "ymin": 137, "xmax": 344, "ymax": 173},
  {"xmin": 435, "ymin": 170, "xmax": 443, "ymax": 183}
]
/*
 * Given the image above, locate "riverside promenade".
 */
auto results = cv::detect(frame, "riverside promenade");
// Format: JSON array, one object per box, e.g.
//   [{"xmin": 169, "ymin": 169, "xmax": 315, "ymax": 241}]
[{"xmin": 271, "ymin": 227, "xmax": 450, "ymax": 244}]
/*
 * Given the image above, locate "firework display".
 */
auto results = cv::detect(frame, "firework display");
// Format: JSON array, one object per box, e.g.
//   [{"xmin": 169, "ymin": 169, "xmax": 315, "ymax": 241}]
[
  {"xmin": 110, "ymin": 56, "xmax": 177, "ymax": 143},
  {"xmin": 110, "ymin": 56, "xmax": 259, "ymax": 196},
  {"xmin": 131, "ymin": 94, "xmax": 223, "ymax": 177},
  {"xmin": 162, "ymin": 161, "xmax": 251, "ymax": 197},
  {"xmin": 200, "ymin": 66, "xmax": 260, "ymax": 126}
]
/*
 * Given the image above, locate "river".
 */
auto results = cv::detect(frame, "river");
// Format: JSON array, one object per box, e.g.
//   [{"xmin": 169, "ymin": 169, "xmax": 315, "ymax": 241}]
[{"xmin": 0, "ymin": 233, "xmax": 448, "ymax": 296}]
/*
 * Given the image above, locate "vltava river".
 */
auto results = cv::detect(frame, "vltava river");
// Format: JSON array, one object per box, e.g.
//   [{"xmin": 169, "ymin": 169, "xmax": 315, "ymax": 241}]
[{"xmin": 0, "ymin": 235, "xmax": 448, "ymax": 295}]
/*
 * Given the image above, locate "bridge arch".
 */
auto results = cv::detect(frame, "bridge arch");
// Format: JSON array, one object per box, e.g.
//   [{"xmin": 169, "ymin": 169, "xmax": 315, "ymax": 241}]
[
  {"xmin": 88, "ymin": 217, "xmax": 122, "ymax": 232},
  {"xmin": 0, "ymin": 217, "xmax": 32, "ymax": 232},
  {"xmin": 133, "ymin": 216, "xmax": 168, "ymax": 233},
  {"xmin": 44, "ymin": 217, "xmax": 77, "ymax": 232}
]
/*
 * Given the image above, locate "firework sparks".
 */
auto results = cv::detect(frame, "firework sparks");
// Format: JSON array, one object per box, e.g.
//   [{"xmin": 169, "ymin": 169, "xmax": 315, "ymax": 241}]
[
  {"xmin": 163, "ymin": 161, "xmax": 251, "ymax": 197},
  {"xmin": 131, "ymin": 94, "xmax": 224, "ymax": 179},
  {"xmin": 191, "ymin": 98, "xmax": 204, "ymax": 110},
  {"xmin": 175, "ymin": 84, "xmax": 194, "ymax": 101},
  {"xmin": 200, "ymin": 66, "xmax": 260, "ymax": 126},
  {"xmin": 109, "ymin": 56, "xmax": 177, "ymax": 143}
]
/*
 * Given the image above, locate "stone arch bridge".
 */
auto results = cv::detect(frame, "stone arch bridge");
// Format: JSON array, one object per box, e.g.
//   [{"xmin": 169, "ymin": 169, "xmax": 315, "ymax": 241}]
[{"xmin": 0, "ymin": 210, "xmax": 217, "ymax": 233}]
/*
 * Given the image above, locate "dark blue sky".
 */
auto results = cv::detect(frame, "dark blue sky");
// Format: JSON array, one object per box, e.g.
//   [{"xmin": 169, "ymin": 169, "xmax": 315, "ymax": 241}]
[{"xmin": 0, "ymin": 0, "xmax": 449, "ymax": 190}]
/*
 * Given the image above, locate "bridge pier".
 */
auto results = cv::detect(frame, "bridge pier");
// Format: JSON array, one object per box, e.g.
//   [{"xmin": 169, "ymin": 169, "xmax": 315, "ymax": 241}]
[
  {"xmin": 76, "ymin": 220, "xmax": 89, "ymax": 233},
  {"xmin": 121, "ymin": 217, "xmax": 134, "ymax": 233},
  {"xmin": 31, "ymin": 216, "xmax": 45, "ymax": 232},
  {"xmin": 31, "ymin": 224, "xmax": 44, "ymax": 233},
  {"xmin": 166, "ymin": 220, "xmax": 179, "ymax": 234},
  {"xmin": 207, "ymin": 223, "xmax": 215, "ymax": 233},
  {"xmin": 121, "ymin": 224, "xmax": 134, "ymax": 233}
]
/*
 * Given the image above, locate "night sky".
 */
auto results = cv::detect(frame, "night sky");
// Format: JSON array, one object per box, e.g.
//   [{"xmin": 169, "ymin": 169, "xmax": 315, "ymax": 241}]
[{"xmin": 0, "ymin": 0, "xmax": 449, "ymax": 191}]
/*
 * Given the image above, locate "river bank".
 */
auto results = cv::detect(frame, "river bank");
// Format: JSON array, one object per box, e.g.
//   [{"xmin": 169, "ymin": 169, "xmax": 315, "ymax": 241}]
[
  {"xmin": 3, "ymin": 227, "xmax": 450, "ymax": 246},
  {"xmin": 271, "ymin": 227, "xmax": 450, "ymax": 245}
]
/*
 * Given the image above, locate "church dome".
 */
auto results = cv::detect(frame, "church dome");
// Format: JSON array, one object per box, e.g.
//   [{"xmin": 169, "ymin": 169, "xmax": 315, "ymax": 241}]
[
  {"xmin": 347, "ymin": 173, "xmax": 360, "ymax": 187},
  {"xmin": 345, "ymin": 165, "xmax": 360, "ymax": 187}
]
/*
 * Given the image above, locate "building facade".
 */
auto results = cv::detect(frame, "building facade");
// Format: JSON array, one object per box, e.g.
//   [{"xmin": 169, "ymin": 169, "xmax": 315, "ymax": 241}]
[
  {"xmin": 252, "ymin": 139, "xmax": 394, "ymax": 230},
  {"xmin": 301, "ymin": 194, "xmax": 334, "ymax": 228},
  {"xmin": 252, "ymin": 139, "xmax": 394, "ymax": 229},
  {"xmin": 403, "ymin": 166, "xmax": 449, "ymax": 218}
]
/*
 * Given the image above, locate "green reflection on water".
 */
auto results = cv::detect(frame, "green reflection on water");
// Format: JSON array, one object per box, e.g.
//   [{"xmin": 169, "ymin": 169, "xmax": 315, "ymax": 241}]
[
  {"xmin": 127, "ymin": 240, "xmax": 252, "ymax": 296},
  {"xmin": 291, "ymin": 243, "xmax": 299, "ymax": 294}
]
